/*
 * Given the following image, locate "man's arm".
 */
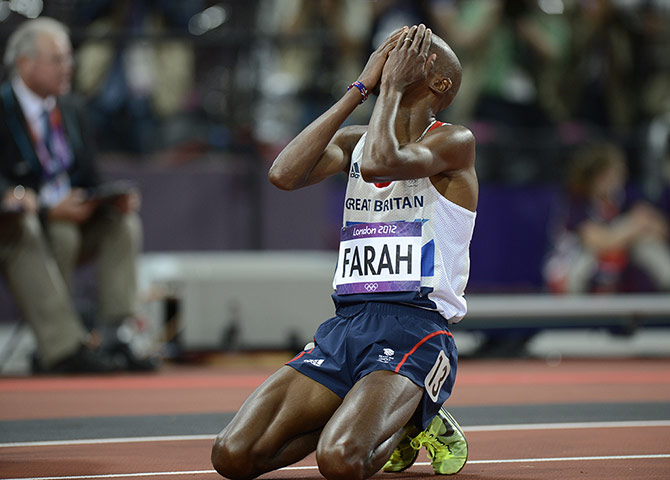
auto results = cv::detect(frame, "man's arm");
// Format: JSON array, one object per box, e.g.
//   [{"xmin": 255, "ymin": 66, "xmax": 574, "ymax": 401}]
[
  {"xmin": 361, "ymin": 25, "xmax": 475, "ymax": 182},
  {"xmin": 268, "ymin": 27, "xmax": 406, "ymax": 191},
  {"xmin": 267, "ymin": 105, "xmax": 363, "ymax": 191}
]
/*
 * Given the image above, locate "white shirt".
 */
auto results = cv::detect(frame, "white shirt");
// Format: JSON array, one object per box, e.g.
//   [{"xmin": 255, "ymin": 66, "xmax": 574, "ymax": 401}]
[{"xmin": 11, "ymin": 75, "xmax": 56, "ymax": 143}]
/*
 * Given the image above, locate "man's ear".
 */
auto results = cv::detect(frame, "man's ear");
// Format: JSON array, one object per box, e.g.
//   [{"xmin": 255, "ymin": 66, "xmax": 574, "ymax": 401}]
[
  {"xmin": 429, "ymin": 76, "xmax": 452, "ymax": 95},
  {"xmin": 15, "ymin": 55, "xmax": 30, "ymax": 72}
]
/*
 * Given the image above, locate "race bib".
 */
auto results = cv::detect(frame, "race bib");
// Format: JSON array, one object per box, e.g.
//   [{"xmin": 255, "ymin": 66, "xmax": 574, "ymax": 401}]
[
  {"xmin": 424, "ymin": 349, "xmax": 451, "ymax": 402},
  {"xmin": 335, "ymin": 221, "xmax": 422, "ymax": 294}
]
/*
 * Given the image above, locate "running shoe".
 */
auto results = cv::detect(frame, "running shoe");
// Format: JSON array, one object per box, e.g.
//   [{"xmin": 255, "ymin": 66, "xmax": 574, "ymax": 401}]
[
  {"xmin": 382, "ymin": 431, "xmax": 420, "ymax": 473},
  {"xmin": 382, "ymin": 408, "xmax": 468, "ymax": 475},
  {"xmin": 416, "ymin": 407, "xmax": 468, "ymax": 474}
]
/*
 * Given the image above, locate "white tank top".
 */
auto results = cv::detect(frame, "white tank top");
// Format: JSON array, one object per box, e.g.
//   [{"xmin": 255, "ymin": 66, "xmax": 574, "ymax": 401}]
[{"xmin": 332, "ymin": 128, "xmax": 476, "ymax": 323}]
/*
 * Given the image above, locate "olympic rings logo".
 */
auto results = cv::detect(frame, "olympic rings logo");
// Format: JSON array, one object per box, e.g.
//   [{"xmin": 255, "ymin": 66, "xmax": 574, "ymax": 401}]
[{"xmin": 364, "ymin": 283, "xmax": 379, "ymax": 291}]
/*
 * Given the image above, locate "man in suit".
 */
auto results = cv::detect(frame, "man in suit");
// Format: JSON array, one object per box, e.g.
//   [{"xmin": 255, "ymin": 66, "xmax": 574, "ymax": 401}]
[{"xmin": 0, "ymin": 17, "xmax": 156, "ymax": 373}]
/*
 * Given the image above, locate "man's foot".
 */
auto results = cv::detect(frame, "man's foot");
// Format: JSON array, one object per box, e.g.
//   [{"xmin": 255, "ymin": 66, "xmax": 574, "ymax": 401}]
[
  {"xmin": 383, "ymin": 408, "xmax": 468, "ymax": 475},
  {"xmin": 101, "ymin": 319, "xmax": 161, "ymax": 372},
  {"xmin": 34, "ymin": 345, "xmax": 118, "ymax": 374},
  {"xmin": 415, "ymin": 408, "xmax": 468, "ymax": 475},
  {"xmin": 382, "ymin": 431, "xmax": 420, "ymax": 473},
  {"xmin": 110, "ymin": 342, "xmax": 161, "ymax": 371}
]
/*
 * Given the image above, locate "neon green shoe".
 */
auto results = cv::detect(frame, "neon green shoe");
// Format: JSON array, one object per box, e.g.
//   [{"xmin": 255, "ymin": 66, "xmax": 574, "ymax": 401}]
[
  {"xmin": 415, "ymin": 408, "xmax": 468, "ymax": 475},
  {"xmin": 382, "ymin": 432, "xmax": 420, "ymax": 473},
  {"xmin": 382, "ymin": 408, "xmax": 468, "ymax": 475}
]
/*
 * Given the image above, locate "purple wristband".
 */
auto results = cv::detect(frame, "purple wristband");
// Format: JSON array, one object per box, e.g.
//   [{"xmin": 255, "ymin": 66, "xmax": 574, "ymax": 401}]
[{"xmin": 347, "ymin": 81, "xmax": 368, "ymax": 104}]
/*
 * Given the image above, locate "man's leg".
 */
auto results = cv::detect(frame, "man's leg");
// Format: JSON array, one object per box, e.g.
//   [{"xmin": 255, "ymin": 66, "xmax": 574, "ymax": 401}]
[
  {"xmin": 0, "ymin": 214, "xmax": 88, "ymax": 368},
  {"xmin": 45, "ymin": 220, "xmax": 81, "ymax": 293},
  {"xmin": 80, "ymin": 209, "xmax": 142, "ymax": 324},
  {"xmin": 211, "ymin": 365, "xmax": 342, "ymax": 480},
  {"xmin": 316, "ymin": 370, "xmax": 423, "ymax": 480},
  {"xmin": 77, "ymin": 209, "xmax": 157, "ymax": 369}
]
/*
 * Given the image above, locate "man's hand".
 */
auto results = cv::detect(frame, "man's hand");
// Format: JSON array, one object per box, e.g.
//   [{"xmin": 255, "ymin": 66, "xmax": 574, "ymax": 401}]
[
  {"xmin": 357, "ymin": 26, "xmax": 407, "ymax": 94},
  {"xmin": 112, "ymin": 190, "xmax": 141, "ymax": 214},
  {"xmin": 2, "ymin": 186, "xmax": 38, "ymax": 213},
  {"xmin": 48, "ymin": 189, "xmax": 98, "ymax": 224},
  {"xmin": 381, "ymin": 24, "xmax": 436, "ymax": 92}
]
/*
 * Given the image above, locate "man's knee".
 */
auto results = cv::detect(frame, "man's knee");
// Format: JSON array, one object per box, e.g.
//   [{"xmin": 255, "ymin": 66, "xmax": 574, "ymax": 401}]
[
  {"xmin": 13, "ymin": 213, "xmax": 46, "ymax": 245},
  {"xmin": 0, "ymin": 214, "xmax": 52, "ymax": 261},
  {"xmin": 211, "ymin": 430, "xmax": 260, "ymax": 480},
  {"xmin": 316, "ymin": 440, "xmax": 367, "ymax": 480},
  {"xmin": 98, "ymin": 210, "xmax": 141, "ymax": 249},
  {"xmin": 48, "ymin": 221, "xmax": 81, "ymax": 265},
  {"xmin": 117, "ymin": 212, "xmax": 142, "ymax": 247}
]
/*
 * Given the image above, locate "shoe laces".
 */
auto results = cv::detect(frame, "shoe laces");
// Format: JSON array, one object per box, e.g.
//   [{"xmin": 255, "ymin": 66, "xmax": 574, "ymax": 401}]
[
  {"xmin": 412, "ymin": 431, "xmax": 450, "ymax": 461},
  {"xmin": 409, "ymin": 434, "xmax": 424, "ymax": 451}
]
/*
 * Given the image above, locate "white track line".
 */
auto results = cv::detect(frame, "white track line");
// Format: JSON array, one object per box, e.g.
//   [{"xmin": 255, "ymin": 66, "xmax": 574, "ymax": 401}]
[
  {"xmin": 0, "ymin": 435, "xmax": 215, "ymax": 449},
  {"xmin": 3, "ymin": 455, "xmax": 670, "ymax": 480},
  {"xmin": 2, "ymin": 420, "xmax": 670, "ymax": 449},
  {"xmin": 0, "ymin": 471, "xmax": 215, "ymax": 480},
  {"xmin": 467, "ymin": 454, "xmax": 670, "ymax": 464},
  {"xmin": 464, "ymin": 419, "xmax": 670, "ymax": 432}
]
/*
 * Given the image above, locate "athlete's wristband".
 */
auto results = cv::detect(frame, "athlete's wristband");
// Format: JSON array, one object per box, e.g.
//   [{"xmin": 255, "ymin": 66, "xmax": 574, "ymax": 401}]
[{"xmin": 347, "ymin": 81, "xmax": 368, "ymax": 104}]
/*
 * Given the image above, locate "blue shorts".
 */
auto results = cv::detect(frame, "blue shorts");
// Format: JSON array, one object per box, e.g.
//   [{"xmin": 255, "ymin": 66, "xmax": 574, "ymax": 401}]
[{"xmin": 286, "ymin": 302, "xmax": 458, "ymax": 429}]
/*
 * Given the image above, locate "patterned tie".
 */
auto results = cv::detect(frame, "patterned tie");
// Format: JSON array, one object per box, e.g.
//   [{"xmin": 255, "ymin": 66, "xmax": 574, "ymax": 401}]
[
  {"xmin": 41, "ymin": 108, "xmax": 55, "ymax": 158},
  {"xmin": 38, "ymin": 106, "xmax": 73, "ymax": 177},
  {"xmin": 36, "ymin": 106, "xmax": 73, "ymax": 206}
]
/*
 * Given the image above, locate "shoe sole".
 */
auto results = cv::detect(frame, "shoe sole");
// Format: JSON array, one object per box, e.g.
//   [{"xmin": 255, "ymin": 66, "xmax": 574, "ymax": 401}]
[{"xmin": 437, "ymin": 407, "xmax": 468, "ymax": 474}]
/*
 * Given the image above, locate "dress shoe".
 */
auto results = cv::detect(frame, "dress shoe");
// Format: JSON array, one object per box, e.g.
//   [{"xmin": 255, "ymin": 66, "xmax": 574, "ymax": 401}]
[
  {"xmin": 109, "ymin": 342, "xmax": 161, "ymax": 371},
  {"xmin": 34, "ymin": 345, "xmax": 118, "ymax": 374}
]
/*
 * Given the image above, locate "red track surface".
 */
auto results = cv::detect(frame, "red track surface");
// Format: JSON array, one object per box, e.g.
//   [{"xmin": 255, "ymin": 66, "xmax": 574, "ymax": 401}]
[{"xmin": 1, "ymin": 357, "xmax": 669, "ymax": 479}]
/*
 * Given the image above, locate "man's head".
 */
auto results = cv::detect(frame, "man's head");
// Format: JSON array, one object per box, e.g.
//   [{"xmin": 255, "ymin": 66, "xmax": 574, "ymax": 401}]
[
  {"xmin": 4, "ymin": 17, "xmax": 73, "ymax": 98},
  {"xmin": 426, "ymin": 34, "xmax": 462, "ymax": 112}
]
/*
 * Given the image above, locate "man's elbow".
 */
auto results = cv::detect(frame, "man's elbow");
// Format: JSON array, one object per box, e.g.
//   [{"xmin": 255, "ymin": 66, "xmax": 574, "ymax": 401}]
[
  {"xmin": 268, "ymin": 165, "xmax": 300, "ymax": 191},
  {"xmin": 360, "ymin": 167, "xmax": 383, "ymax": 183},
  {"xmin": 360, "ymin": 156, "xmax": 394, "ymax": 183}
]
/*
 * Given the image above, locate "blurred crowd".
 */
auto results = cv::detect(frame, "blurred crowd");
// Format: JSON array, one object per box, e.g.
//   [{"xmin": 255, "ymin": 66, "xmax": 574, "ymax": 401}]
[
  {"xmin": 0, "ymin": 0, "xmax": 667, "ymax": 178},
  {"xmin": 0, "ymin": 0, "xmax": 668, "ymax": 294}
]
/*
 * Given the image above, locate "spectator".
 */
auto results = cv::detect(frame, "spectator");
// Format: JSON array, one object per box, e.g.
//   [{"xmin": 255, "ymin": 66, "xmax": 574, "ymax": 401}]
[
  {"xmin": 543, "ymin": 142, "xmax": 670, "ymax": 293},
  {"xmin": 253, "ymin": 0, "xmax": 372, "ymax": 145},
  {"xmin": 0, "ymin": 17, "xmax": 157, "ymax": 373},
  {"xmin": 559, "ymin": 0, "xmax": 636, "ymax": 133},
  {"xmin": 75, "ymin": 0, "xmax": 198, "ymax": 153},
  {"xmin": 432, "ymin": 0, "xmax": 570, "ymax": 126},
  {"xmin": 636, "ymin": 4, "xmax": 670, "ymax": 202}
]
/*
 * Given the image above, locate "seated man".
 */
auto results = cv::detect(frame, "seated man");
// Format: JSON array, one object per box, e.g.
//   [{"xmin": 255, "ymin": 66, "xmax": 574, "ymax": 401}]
[{"xmin": 0, "ymin": 17, "xmax": 157, "ymax": 373}]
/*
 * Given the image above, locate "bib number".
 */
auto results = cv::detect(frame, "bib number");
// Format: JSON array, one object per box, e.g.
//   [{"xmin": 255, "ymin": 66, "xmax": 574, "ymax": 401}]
[
  {"xmin": 424, "ymin": 350, "xmax": 451, "ymax": 402},
  {"xmin": 334, "ymin": 221, "xmax": 422, "ymax": 295}
]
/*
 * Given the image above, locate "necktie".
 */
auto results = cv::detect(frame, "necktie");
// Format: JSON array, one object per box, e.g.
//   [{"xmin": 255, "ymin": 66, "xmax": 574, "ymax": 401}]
[
  {"xmin": 36, "ymin": 107, "xmax": 72, "ymax": 205},
  {"xmin": 41, "ymin": 108, "xmax": 54, "ymax": 157}
]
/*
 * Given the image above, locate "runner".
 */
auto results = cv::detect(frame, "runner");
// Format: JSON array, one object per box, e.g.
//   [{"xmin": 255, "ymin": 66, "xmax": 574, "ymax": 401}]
[{"xmin": 212, "ymin": 24, "xmax": 476, "ymax": 479}]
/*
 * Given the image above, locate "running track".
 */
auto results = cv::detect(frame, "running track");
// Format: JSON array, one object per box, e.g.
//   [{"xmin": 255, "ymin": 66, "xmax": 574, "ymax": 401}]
[{"xmin": 1, "ymin": 356, "xmax": 669, "ymax": 479}]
